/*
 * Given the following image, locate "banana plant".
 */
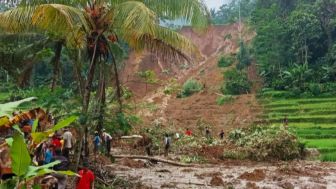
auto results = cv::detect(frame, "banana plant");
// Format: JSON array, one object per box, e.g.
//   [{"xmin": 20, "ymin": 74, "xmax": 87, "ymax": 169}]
[{"xmin": 31, "ymin": 115, "xmax": 78, "ymax": 144}]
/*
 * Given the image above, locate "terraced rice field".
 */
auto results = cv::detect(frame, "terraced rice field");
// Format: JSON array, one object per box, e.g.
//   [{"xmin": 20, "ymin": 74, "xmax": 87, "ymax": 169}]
[{"xmin": 261, "ymin": 91, "xmax": 336, "ymax": 161}]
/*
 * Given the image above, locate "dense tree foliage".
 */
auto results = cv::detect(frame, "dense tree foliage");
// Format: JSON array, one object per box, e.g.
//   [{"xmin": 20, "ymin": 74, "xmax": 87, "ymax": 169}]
[
  {"xmin": 211, "ymin": 0, "xmax": 256, "ymax": 25},
  {"xmin": 252, "ymin": 0, "xmax": 336, "ymax": 95}
]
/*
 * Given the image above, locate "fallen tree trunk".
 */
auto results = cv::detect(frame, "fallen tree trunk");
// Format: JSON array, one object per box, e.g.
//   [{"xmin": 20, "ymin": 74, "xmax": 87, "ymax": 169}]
[
  {"xmin": 96, "ymin": 176, "xmax": 109, "ymax": 186},
  {"xmin": 112, "ymin": 155, "xmax": 194, "ymax": 167},
  {"xmin": 120, "ymin": 135, "xmax": 143, "ymax": 139}
]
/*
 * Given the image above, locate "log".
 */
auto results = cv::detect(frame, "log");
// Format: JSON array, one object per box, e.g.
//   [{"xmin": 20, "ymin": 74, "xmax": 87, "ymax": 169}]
[
  {"xmin": 96, "ymin": 176, "xmax": 109, "ymax": 186},
  {"xmin": 112, "ymin": 155, "xmax": 194, "ymax": 167},
  {"xmin": 120, "ymin": 135, "xmax": 143, "ymax": 139}
]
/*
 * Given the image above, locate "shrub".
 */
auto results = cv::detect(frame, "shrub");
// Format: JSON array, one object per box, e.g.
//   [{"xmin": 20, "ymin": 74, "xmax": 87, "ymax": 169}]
[
  {"xmin": 228, "ymin": 126, "xmax": 303, "ymax": 161},
  {"xmin": 180, "ymin": 78, "xmax": 203, "ymax": 97},
  {"xmin": 223, "ymin": 149, "xmax": 248, "ymax": 160},
  {"xmin": 216, "ymin": 95, "xmax": 234, "ymax": 105},
  {"xmin": 218, "ymin": 55, "xmax": 235, "ymax": 68},
  {"xmin": 163, "ymin": 79, "xmax": 180, "ymax": 95},
  {"xmin": 221, "ymin": 69, "xmax": 251, "ymax": 95}
]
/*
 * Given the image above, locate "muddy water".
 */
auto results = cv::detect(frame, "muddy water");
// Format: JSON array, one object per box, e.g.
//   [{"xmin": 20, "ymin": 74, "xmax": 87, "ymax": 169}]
[{"xmin": 110, "ymin": 160, "xmax": 336, "ymax": 189}]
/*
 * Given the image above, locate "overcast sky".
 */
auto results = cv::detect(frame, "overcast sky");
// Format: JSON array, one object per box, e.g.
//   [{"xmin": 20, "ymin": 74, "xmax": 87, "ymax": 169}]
[{"xmin": 204, "ymin": 0, "xmax": 231, "ymax": 10}]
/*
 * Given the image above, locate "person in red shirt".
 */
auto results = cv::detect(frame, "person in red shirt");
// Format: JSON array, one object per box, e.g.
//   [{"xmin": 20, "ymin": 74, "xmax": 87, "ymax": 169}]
[
  {"xmin": 76, "ymin": 165, "xmax": 95, "ymax": 189},
  {"xmin": 51, "ymin": 134, "xmax": 62, "ymax": 154},
  {"xmin": 185, "ymin": 128, "xmax": 192, "ymax": 136}
]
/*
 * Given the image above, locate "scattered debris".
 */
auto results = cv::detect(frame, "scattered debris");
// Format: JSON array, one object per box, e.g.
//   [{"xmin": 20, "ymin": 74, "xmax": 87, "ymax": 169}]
[
  {"xmin": 239, "ymin": 169, "xmax": 266, "ymax": 182},
  {"xmin": 210, "ymin": 175, "xmax": 225, "ymax": 186}
]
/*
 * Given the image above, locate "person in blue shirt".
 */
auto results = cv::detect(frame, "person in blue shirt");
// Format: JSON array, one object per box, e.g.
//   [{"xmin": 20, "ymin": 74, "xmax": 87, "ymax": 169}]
[
  {"xmin": 93, "ymin": 132, "xmax": 101, "ymax": 155},
  {"xmin": 44, "ymin": 145, "xmax": 54, "ymax": 164}
]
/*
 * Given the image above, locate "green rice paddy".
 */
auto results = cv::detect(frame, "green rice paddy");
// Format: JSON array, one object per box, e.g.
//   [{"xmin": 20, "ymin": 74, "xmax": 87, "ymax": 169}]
[{"xmin": 261, "ymin": 91, "xmax": 336, "ymax": 161}]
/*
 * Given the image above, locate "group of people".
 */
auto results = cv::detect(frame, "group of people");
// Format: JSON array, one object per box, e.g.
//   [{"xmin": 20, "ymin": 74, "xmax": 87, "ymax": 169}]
[
  {"xmin": 184, "ymin": 127, "xmax": 225, "ymax": 140},
  {"xmin": 160, "ymin": 128, "xmax": 226, "ymax": 157},
  {"xmin": 93, "ymin": 129, "xmax": 113, "ymax": 156}
]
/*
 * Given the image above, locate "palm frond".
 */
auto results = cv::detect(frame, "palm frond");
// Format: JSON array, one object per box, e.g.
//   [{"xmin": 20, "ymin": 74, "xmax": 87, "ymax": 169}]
[
  {"xmin": 143, "ymin": 0, "xmax": 210, "ymax": 29},
  {"xmin": 0, "ymin": 7, "xmax": 35, "ymax": 32},
  {"xmin": 111, "ymin": 1, "xmax": 157, "ymax": 36},
  {"xmin": 122, "ymin": 25, "xmax": 200, "ymax": 62},
  {"xmin": 17, "ymin": 0, "xmax": 88, "ymax": 7},
  {"xmin": 31, "ymin": 4, "xmax": 89, "ymax": 47},
  {"xmin": 111, "ymin": 0, "xmax": 209, "ymax": 29}
]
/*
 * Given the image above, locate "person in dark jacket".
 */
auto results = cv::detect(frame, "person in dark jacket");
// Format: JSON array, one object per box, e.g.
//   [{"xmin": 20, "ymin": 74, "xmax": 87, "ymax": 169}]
[{"xmin": 51, "ymin": 149, "xmax": 69, "ymax": 189}]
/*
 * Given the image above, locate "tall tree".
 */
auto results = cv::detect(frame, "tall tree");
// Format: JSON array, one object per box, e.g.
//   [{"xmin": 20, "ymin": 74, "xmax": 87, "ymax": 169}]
[{"xmin": 0, "ymin": 0, "xmax": 209, "ymax": 166}]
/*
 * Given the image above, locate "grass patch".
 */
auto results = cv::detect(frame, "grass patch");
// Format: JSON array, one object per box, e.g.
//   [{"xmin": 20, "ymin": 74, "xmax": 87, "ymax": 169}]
[
  {"xmin": 302, "ymin": 139, "xmax": 336, "ymax": 148},
  {"xmin": 218, "ymin": 55, "xmax": 235, "ymax": 68},
  {"xmin": 216, "ymin": 95, "xmax": 233, "ymax": 105},
  {"xmin": 179, "ymin": 78, "xmax": 203, "ymax": 98},
  {"xmin": 321, "ymin": 152, "xmax": 336, "ymax": 162},
  {"xmin": 260, "ymin": 90, "xmax": 336, "ymax": 161}
]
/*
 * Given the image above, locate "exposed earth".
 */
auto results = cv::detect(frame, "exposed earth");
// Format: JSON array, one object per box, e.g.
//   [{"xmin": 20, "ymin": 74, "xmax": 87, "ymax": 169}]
[
  {"xmin": 110, "ymin": 159, "xmax": 336, "ymax": 189},
  {"xmin": 110, "ymin": 24, "xmax": 336, "ymax": 189}
]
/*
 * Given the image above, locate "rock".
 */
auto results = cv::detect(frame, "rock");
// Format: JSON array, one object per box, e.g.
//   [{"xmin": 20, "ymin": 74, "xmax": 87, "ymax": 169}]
[
  {"xmin": 279, "ymin": 181, "xmax": 294, "ymax": 189},
  {"xmin": 239, "ymin": 169, "xmax": 266, "ymax": 182},
  {"xmin": 161, "ymin": 183, "xmax": 176, "ymax": 188},
  {"xmin": 246, "ymin": 182, "xmax": 259, "ymax": 189},
  {"xmin": 210, "ymin": 176, "xmax": 225, "ymax": 186}
]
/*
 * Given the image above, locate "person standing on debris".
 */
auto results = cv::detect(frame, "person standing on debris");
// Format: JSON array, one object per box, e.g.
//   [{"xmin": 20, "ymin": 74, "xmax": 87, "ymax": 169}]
[
  {"xmin": 62, "ymin": 128, "xmax": 73, "ymax": 159},
  {"xmin": 283, "ymin": 115, "xmax": 289, "ymax": 127},
  {"xmin": 51, "ymin": 149, "xmax": 69, "ymax": 189},
  {"xmin": 76, "ymin": 163, "xmax": 95, "ymax": 189},
  {"xmin": 142, "ymin": 134, "xmax": 153, "ymax": 156},
  {"xmin": 164, "ymin": 134, "xmax": 171, "ymax": 157},
  {"xmin": 185, "ymin": 128, "xmax": 192, "ymax": 136},
  {"xmin": 219, "ymin": 129, "xmax": 225, "ymax": 140},
  {"xmin": 93, "ymin": 131, "xmax": 101, "ymax": 155},
  {"xmin": 102, "ymin": 129, "xmax": 112, "ymax": 155},
  {"xmin": 205, "ymin": 127, "xmax": 211, "ymax": 138}
]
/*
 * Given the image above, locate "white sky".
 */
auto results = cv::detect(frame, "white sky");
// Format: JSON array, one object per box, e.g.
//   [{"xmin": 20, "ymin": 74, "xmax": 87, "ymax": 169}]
[{"xmin": 204, "ymin": 0, "xmax": 232, "ymax": 10}]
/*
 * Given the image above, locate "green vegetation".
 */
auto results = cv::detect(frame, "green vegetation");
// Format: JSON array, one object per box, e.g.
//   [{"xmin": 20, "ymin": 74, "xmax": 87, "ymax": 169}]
[
  {"xmin": 236, "ymin": 41, "xmax": 251, "ymax": 70},
  {"xmin": 261, "ymin": 90, "xmax": 336, "ymax": 161},
  {"xmin": 253, "ymin": 0, "xmax": 336, "ymax": 95},
  {"xmin": 210, "ymin": 0, "xmax": 255, "ymax": 25},
  {"xmin": 179, "ymin": 78, "xmax": 203, "ymax": 98},
  {"xmin": 228, "ymin": 126, "xmax": 303, "ymax": 161},
  {"xmin": 217, "ymin": 55, "xmax": 235, "ymax": 68},
  {"xmin": 216, "ymin": 95, "xmax": 234, "ymax": 105},
  {"xmin": 221, "ymin": 69, "xmax": 251, "ymax": 95}
]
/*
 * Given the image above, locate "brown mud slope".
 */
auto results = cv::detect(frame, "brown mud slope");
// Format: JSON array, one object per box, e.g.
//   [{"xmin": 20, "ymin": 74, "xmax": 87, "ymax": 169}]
[{"xmin": 121, "ymin": 23, "xmax": 260, "ymax": 133}]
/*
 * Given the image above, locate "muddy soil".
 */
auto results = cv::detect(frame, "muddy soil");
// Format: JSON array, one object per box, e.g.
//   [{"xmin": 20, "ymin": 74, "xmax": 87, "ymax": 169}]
[{"xmin": 111, "ymin": 159, "xmax": 336, "ymax": 189}]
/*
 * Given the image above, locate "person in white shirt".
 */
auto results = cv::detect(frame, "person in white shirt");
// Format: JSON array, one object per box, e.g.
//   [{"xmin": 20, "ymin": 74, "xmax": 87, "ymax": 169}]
[
  {"xmin": 62, "ymin": 128, "xmax": 73, "ymax": 159},
  {"xmin": 102, "ymin": 129, "xmax": 112, "ymax": 155}
]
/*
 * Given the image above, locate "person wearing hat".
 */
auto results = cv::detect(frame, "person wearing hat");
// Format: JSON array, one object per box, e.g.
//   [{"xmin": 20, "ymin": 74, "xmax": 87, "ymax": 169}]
[
  {"xmin": 76, "ymin": 162, "xmax": 95, "ymax": 189},
  {"xmin": 102, "ymin": 129, "xmax": 112, "ymax": 155}
]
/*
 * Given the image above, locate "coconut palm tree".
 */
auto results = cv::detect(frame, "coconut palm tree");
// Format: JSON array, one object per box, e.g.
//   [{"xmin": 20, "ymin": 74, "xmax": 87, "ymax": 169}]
[
  {"xmin": 0, "ymin": 0, "xmax": 209, "ymax": 113},
  {"xmin": 0, "ymin": 0, "xmax": 209, "ymax": 165}
]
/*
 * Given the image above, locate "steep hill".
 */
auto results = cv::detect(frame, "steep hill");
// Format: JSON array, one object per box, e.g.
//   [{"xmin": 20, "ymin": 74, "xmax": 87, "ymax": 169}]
[{"xmin": 121, "ymin": 23, "xmax": 261, "ymax": 134}]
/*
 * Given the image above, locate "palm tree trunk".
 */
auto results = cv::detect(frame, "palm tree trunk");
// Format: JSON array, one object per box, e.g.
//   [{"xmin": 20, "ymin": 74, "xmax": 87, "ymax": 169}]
[
  {"xmin": 96, "ymin": 63, "xmax": 106, "ymax": 132},
  {"xmin": 83, "ymin": 41, "xmax": 98, "ymax": 113},
  {"xmin": 75, "ymin": 40, "xmax": 98, "ymax": 171},
  {"xmin": 51, "ymin": 41, "xmax": 63, "ymax": 91},
  {"xmin": 74, "ymin": 49, "xmax": 84, "ymax": 98},
  {"xmin": 111, "ymin": 51, "xmax": 123, "ymax": 113}
]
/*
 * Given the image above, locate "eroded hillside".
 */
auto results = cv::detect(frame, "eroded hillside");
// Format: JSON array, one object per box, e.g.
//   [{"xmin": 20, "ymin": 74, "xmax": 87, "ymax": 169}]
[{"xmin": 121, "ymin": 23, "xmax": 260, "ymax": 133}]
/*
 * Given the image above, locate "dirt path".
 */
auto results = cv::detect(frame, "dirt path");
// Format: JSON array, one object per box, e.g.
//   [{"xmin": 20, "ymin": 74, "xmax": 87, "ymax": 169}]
[{"xmin": 111, "ymin": 159, "xmax": 336, "ymax": 189}]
